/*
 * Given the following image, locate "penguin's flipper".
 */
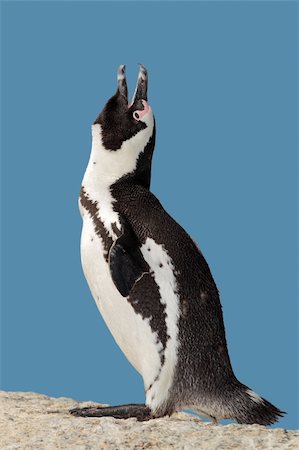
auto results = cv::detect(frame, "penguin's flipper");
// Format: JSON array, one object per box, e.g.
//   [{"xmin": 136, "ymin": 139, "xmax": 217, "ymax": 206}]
[
  {"xmin": 109, "ymin": 225, "xmax": 149, "ymax": 297},
  {"xmin": 70, "ymin": 403, "xmax": 152, "ymax": 421}
]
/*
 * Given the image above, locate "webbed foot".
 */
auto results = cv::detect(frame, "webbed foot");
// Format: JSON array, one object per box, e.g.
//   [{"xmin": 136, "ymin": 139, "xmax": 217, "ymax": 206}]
[{"xmin": 70, "ymin": 403, "xmax": 152, "ymax": 421}]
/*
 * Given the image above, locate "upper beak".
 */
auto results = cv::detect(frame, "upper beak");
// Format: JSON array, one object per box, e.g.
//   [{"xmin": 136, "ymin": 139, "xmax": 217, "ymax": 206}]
[
  {"xmin": 117, "ymin": 64, "xmax": 128, "ymax": 100},
  {"xmin": 130, "ymin": 64, "xmax": 148, "ymax": 105}
]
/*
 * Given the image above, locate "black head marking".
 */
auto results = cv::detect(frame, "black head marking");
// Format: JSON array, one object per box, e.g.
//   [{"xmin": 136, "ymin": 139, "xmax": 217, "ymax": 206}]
[
  {"xmin": 94, "ymin": 65, "xmax": 151, "ymax": 151},
  {"xmin": 94, "ymin": 93, "xmax": 147, "ymax": 150}
]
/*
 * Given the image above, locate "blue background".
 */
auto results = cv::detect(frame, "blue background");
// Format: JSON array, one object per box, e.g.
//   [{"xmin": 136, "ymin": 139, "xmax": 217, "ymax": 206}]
[{"xmin": 1, "ymin": 1, "xmax": 298, "ymax": 429}]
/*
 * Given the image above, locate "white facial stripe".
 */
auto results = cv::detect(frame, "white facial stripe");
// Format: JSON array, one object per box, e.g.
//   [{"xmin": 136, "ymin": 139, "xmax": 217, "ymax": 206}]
[
  {"xmin": 90, "ymin": 113, "xmax": 153, "ymax": 177},
  {"xmin": 138, "ymin": 106, "xmax": 153, "ymax": 127},
  {"xmin": 82, "ymin": 116, "xmax": 154, "ymax": 237},
  {"xmin": 141, "ymin": 238, "xmax": 180, "ymax": 412}
]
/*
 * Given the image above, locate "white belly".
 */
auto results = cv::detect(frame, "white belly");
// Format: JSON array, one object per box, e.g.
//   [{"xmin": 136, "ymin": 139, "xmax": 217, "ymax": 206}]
[{"xmin": 80, "ymin": 216, "xmax": 162, "ymax": 391}]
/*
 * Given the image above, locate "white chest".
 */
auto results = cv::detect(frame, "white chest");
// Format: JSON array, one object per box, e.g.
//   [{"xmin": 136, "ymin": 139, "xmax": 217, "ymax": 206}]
[{"xmin": 80, "ymin": 207, "xmax": 163, "ymax": 392}]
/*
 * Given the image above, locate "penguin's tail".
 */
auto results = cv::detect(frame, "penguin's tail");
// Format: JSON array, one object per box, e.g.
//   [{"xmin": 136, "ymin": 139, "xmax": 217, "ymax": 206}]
[{"xmin": 226, "ymin": 383, "xmax": 285, "ymax": 425}]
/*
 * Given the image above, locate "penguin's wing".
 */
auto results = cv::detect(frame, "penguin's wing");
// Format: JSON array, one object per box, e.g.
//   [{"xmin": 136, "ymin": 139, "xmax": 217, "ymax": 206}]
[{"xmin": 108, "ymin": 223, "xmax": 150, "ymax": 297}]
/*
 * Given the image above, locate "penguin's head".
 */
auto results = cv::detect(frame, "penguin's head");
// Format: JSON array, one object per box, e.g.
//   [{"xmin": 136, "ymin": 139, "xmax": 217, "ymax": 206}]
[
  {"xmin": 94, "ymin": 64, "xmax": 155, "ymax": 152},
  {"xmin": 91, "ymin": 65, "xmax": 155, "ymax": 188}
]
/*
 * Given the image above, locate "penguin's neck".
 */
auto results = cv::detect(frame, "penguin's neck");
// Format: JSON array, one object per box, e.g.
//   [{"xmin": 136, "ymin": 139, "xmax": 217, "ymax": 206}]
[
  {"xmin": 82, "ymin": 123, "xmax": 155, "ymax": 196},
  {"xmin": 81, "ymin": 123, "xmax": 155, "ymax": 237}
]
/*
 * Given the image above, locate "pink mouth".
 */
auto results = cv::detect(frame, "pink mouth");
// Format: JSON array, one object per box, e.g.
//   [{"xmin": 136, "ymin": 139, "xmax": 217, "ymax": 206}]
[
  {"xmin": 128, "ymin": 100, "xmax": 149, "ymax": 117},
  {"xmin": 135, "ymin": 100, "xmax": 149, "ymax": 119}
]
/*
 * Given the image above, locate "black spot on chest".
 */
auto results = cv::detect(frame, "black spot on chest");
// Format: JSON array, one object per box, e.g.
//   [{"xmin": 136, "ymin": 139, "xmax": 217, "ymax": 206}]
[{"xmin": 80, "ymin": 186, "xmax": 113, "ymax": 261}]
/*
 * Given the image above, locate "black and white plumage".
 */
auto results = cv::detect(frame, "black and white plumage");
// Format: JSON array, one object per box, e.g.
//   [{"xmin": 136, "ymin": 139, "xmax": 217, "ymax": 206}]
[{"xmin": 71, "ymin": 65, "xmax": 284, "ymax": 425}]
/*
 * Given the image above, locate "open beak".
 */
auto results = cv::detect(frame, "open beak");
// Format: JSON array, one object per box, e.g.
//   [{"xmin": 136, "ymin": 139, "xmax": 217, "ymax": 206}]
[{"xmin": 117, "ymin": 64, "xmax": 148, "ymax": 107}]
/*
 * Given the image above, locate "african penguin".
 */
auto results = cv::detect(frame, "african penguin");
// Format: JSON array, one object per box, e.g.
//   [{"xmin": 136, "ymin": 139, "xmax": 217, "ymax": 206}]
[{"xmin": 71, "ymin": 65, "xmax": 284, "ymax": 425}]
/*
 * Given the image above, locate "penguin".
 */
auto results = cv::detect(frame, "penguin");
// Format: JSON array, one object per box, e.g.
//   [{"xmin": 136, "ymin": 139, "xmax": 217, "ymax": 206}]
[{"xmin": 70, "ymin": 65, "xmax": 284, "ymax": 425}]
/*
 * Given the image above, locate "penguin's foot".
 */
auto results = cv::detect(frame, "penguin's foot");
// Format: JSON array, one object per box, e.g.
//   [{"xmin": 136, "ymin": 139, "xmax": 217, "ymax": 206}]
[{"xmin": 70, "ymin": 403, "xmax": 152, "ymax": 421}]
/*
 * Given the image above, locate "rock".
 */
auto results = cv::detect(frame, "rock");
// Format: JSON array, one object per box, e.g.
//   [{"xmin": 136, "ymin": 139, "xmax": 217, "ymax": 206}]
[{"xmin": 0, "ymin": 391, "xmax": 298, "ymax": 450}]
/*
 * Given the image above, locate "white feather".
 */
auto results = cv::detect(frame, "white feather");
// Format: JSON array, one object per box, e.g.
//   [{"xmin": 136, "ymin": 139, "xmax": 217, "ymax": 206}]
[{"xmin": 141, "ymin": 238, "xmax": 180, "ymax": 412}]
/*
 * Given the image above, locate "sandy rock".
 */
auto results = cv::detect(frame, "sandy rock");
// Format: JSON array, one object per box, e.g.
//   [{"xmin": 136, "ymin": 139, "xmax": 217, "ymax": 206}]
[{"xmin": 0, "ymin": 391, "xmax": 298, "ymax": 450}]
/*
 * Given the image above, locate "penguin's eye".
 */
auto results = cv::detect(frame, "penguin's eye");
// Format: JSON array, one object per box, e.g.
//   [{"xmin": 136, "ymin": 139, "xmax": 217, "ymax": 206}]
[{"xmin": 133, "ymin": 111, "xmax": 140, "ymax": 121}]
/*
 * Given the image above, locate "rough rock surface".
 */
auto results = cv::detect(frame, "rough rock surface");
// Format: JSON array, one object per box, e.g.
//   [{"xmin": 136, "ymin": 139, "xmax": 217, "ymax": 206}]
[{"xmin": 0, "ymin": 391, "xmax": 298, "ymax": 450}]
